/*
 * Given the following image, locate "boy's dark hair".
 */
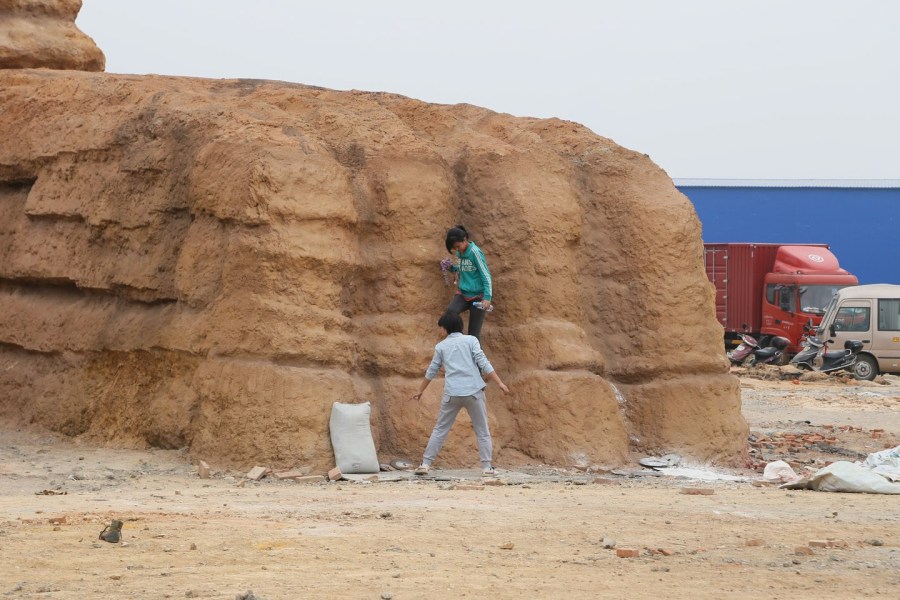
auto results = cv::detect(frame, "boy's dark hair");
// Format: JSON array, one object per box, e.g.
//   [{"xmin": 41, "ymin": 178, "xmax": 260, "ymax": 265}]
[
  {"xmin": 445, "ymin": 224, "xmax": 469, "ymax": 253},
  {"xmin": 438, "ymin": 311, "xmax": 464, "ymax": 334}
]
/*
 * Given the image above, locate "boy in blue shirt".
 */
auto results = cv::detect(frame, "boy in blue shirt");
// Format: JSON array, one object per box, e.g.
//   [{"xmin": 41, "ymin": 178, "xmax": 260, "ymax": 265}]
[{"xmin": 411, "ymin": 311, "xmax": 509, "ymax": 476}]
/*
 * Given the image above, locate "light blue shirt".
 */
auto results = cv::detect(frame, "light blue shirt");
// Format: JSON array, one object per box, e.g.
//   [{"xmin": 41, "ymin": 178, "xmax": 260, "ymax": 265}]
[{"xmin": 425, "ymin": 332, "xmax": 494, "ymax": 396}]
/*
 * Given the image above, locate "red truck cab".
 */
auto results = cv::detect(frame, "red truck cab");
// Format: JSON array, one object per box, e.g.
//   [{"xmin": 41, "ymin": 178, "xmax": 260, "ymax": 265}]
[{"xmin": 705, "ymin": 244, "xmax": 858, "ymax": 353}]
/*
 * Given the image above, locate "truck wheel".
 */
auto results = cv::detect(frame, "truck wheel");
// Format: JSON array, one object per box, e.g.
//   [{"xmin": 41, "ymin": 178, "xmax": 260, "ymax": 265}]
[{"xmin": 853, "ymin": 355, "xmax": 878, "ymax": 381}]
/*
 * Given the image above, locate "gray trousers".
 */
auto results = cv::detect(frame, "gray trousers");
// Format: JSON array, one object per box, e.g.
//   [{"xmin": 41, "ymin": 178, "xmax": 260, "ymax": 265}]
[{"xmin": 422, "ymin": 389, "xmax": 493, "ymax": 467}]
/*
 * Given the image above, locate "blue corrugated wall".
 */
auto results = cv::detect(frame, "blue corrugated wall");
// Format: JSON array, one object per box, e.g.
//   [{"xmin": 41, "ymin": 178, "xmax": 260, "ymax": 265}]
[{"xmin": 677, "ymin": 186, "xmax": 900, "ymax": 285}]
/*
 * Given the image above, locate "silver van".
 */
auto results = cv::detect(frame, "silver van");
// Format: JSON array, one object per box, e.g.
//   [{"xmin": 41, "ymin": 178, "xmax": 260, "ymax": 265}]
[{"xmin": 817, "ymin": 284, "xmax": 900, "ymax": 380}]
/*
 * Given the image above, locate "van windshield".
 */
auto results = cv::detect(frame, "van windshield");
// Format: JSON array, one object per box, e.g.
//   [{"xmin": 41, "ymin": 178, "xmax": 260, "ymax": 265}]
[{"xmin": 799, "ymin": 285, "xmax": 847, "ymax": 315}]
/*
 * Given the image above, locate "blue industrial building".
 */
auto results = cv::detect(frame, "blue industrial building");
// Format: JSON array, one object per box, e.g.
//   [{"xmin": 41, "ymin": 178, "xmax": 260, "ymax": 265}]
[{"xmin": 674, "ymin": 179, "xmax": 900, "ymax": 285}]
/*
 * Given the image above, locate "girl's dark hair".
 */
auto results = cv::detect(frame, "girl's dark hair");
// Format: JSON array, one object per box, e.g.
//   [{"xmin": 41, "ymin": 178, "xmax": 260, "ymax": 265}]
[
  {"xmin": 445, "ymin": 224, "xmax": 469, "ymax": 253},
  {"xmin": 438, "ymin": 311, "xmax": 464, "ymax": 334}
]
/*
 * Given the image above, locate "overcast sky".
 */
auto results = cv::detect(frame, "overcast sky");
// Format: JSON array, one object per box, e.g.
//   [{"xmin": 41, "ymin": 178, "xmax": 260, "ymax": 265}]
[{"xmin": 77, "ymin": 1, "xmax": 899, "ymax": 180}]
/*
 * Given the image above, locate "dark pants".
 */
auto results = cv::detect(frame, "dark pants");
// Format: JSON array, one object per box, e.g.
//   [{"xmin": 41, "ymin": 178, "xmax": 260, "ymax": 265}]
[{"xmin": 447, "ymin": 294, "xmax": 486, "ymax": 339}]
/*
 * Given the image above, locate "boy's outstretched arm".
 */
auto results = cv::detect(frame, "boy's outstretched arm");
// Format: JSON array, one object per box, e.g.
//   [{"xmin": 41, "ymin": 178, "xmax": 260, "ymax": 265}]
[
  {"xmin": 412, "ymin": 347, "xmax": 442, "ymax": 400},
  {"xmin": 486, "ymin": 370, "xmax": 510, "ymax": 394},
  {"xmin": 411, "ymin": 377, "xmax": 431, "ymax": 401}
]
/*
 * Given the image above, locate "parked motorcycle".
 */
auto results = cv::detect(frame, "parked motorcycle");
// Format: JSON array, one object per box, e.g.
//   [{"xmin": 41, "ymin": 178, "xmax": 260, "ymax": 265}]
[
  {"xmin": 747, "ymin": 336, "xmax": 791, "ymax": 366},
  {"xmin": 790, "ymin": 335, "xmax": 863, "ymax": 374},
  {"xmin": 727, "ymin": 333, "xmax": 760, "ymax": 366}
]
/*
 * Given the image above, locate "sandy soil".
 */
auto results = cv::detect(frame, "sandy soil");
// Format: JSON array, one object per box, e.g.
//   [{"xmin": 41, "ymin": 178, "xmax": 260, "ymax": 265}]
[{"xmin": 2, "ymin": 374, "xmax": 899, "ymax": 599}]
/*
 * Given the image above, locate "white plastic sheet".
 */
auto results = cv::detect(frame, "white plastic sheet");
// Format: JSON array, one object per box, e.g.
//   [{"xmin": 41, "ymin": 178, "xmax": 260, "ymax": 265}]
[
  {"xmin": 862, "ymin": 444, "xmax": 900, "ymax": 482},
  {"xmin": 781, "ymin": 461, "xmax": 900, "ymax": 494}
]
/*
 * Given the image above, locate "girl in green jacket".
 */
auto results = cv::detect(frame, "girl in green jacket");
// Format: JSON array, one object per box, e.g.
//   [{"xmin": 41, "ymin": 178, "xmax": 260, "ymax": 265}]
[{"xmin": 442, "ymin": 225, "xmax": 493, "ymax": 339}]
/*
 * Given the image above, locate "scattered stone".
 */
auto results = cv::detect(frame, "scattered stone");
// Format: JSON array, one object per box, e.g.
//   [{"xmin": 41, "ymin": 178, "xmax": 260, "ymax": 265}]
[
  {"xmin": 499, "ymin": 542, "xmax": 514, "ymax": 550},
  {"xmin": 381, "ymin": 593, "xmax": 393, "ymax": 600},
  {"xmin": 658, "ymin": 548, "xmax": 675, "ymax": 557},
  {"xmin": 380, "ymin": 463, "xmax": 396, "ymax": 472},
  {"xmin": 593, "ymin": 477, "xmax": 618, "ymax": 485},
  {"xmin": 273, "ymin": 470, "xmax": 308, "ymax": 480},
  {"xmin": 482, "ymin": 478, "xmax": 504, "ymax": 486},
  {"xmin": 450, "ymin": 484, "xmax": 484, "ymax": 491},
  {"xmin": 99, "ymin": 520, "xmax": 123, "ymax": 543},
  {"xmin": 866, "ymin": 539, "xmax": 884, "ymax": 546},
  {"xmin": 390, "ymin": 460, "xmax": 413, "ymax": 470},
  {"xmin": 328, "ymin": 467, "xmax": 343, "ymax": 481},
  {"xmin": 197, "ymin": 461, "xmax": 211, "ymax": 479},
  {"xmin": 601, "ymin": 538, "xmax": 616, "ymax": 549},
  {"xmin": 680, "ymin": 488, "xmax": 715, "ymax": 495},
  {"xmin": 745, "ymin": 538, "xmax": 765, "ymax": 547},
  {"xmin": 379, "ymin": 511, "xmax": 393, "ymax": 519},
  {"xmin": 236, "ymin": 591, "xmax": 264, "ymax": 600},
  {"xmin": 293, "ymin": 475, "xmax": 326, "ymax": 484},
  {"xmin": 245, "ymin": 467, "xmax": 268, "ymax": 481},
  {"xmin": 808, "ymin": 540, "xmax": 829, "ymax": 548},
  {"xmin": 795, "ymin": 546, "xmax": 814, "ymax": 555},
  {"xmin": 751, "ymin": 480, "xmax": 775, "ymax": 487},
  {"xmin": 616, "ymin": 548, "xmax": 640, "ymax": 558},
  {"xmin": 48, "ymin": 516, "xmax": 66, "ymax": 525}
]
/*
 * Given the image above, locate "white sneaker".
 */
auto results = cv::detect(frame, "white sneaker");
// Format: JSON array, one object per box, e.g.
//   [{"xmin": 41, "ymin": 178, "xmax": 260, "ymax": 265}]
[{"xmin": 414, "ymin": 465, "xmax": 430, "ymax": 475}]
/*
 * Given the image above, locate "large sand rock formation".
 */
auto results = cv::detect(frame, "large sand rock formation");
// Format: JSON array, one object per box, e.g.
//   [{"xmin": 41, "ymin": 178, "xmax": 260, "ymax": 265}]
[
  {"xmin": 0, "ymin": 0, "xmax": 104, "ymax": 70},
  {"xmin": 0, "ymin": 4, "xmax": 746, "ymax": 471}
]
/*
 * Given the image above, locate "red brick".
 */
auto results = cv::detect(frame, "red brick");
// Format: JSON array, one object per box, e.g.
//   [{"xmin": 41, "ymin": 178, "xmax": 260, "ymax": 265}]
[{"xmin": 616, "ymin": 548, "xmax": 640, "ymax": 558}]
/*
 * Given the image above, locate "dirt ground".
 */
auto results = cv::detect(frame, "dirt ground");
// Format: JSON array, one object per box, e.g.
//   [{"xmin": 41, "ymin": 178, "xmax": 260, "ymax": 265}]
[{"xmin": 1, "ymin": 373, "xmax": 899, "ymax": 599}]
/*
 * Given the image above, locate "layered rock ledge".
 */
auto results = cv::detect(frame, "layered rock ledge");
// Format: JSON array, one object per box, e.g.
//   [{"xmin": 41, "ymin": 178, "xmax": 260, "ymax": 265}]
[{"xmin": 0, "ymin": 68, "xmax": 746, "ymax": 469}]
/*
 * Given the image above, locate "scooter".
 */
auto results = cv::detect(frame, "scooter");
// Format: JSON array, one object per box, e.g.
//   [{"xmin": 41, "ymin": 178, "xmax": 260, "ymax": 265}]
[
  {"xmin": 727, "ymin": 333, "xmax": 760, "ymax": 366},
  {"xmin": 790, "ymin": 335, "xmax": 863, "ymax": 373},
  {"xmin": 747, "ymin": 336, "xmax": 790, "ymax": 366}
]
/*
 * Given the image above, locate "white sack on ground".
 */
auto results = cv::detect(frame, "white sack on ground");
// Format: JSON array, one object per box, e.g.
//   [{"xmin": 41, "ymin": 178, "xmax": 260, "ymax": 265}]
[
  {"xmin": 763, "ymin": 460, "xmax": 801, "ymax": 483},
  {"xmin": 329, "ymin": 402, "xmax": 380, "ymax": 474},
  {"xmin": 781, "ymin": 461, "xmax": 900, "ymax": 494}
]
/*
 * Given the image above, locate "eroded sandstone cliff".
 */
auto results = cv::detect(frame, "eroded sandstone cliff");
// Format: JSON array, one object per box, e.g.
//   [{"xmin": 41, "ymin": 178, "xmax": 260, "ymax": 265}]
[
  {"xmin": 0, "ymin": 68, "xmax": 746, "ymax": 469},
  {"xmin": 0, "ymin": 0, "xmax": 104, "ymax": 70}
]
